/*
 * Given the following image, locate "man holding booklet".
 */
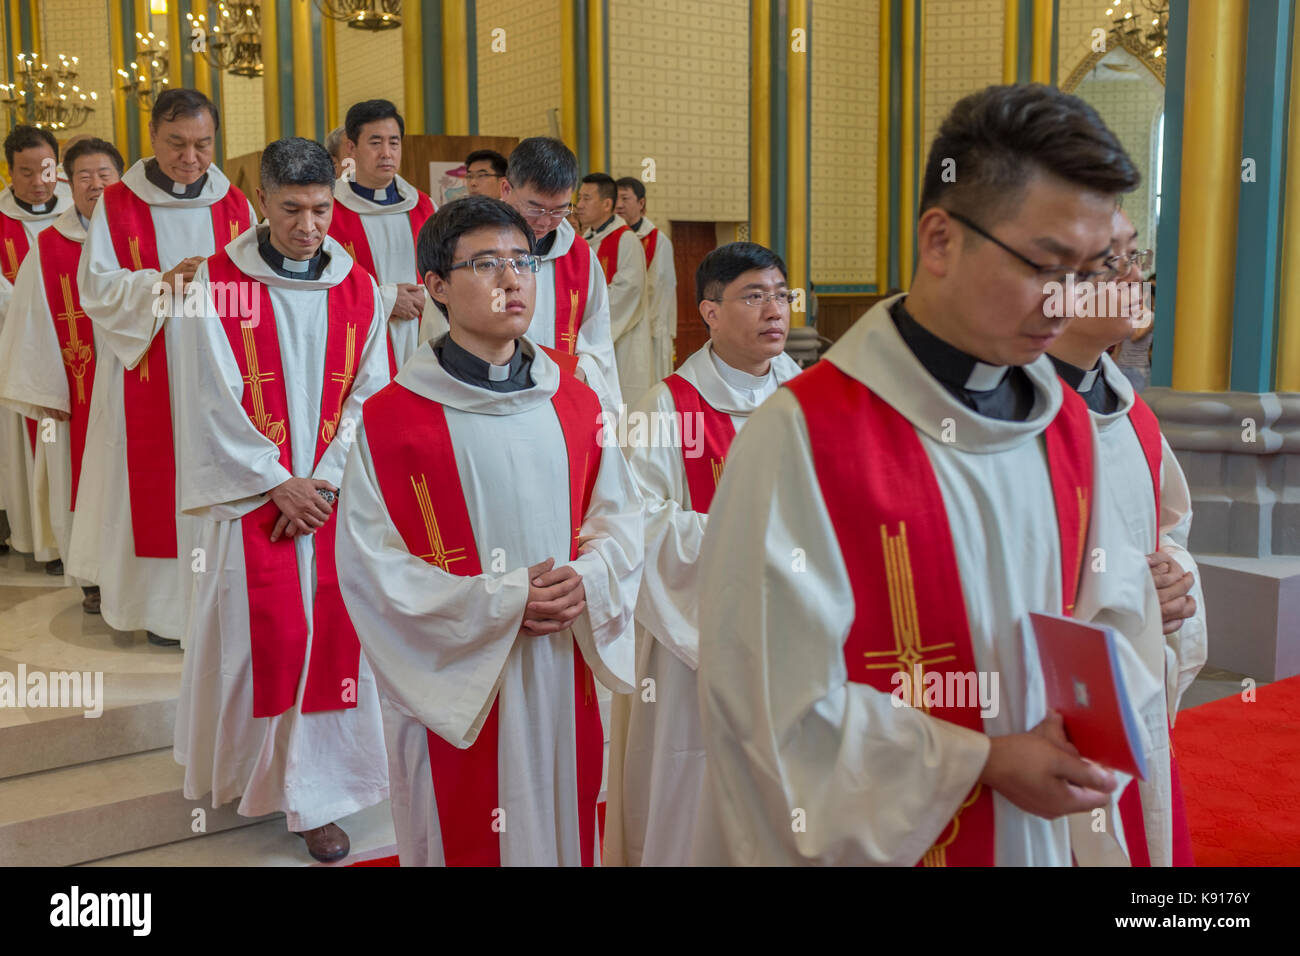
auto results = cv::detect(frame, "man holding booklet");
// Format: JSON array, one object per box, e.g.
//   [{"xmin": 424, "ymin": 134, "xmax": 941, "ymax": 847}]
[{"xmin": 691, "ymin": 83, "xmax": 1166, "ymax": 866}]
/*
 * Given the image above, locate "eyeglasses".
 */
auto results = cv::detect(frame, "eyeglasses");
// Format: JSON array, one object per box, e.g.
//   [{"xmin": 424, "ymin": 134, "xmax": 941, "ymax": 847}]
[
  {"xmin": 449, "ymin": 255, "xmax": 540, "ymax": 277},
  {"xmin": 512, "ymin": 196, "xmax": 574, "ymax": 221},
  {"xmin": 706, "ymin": 291, "xmax": 796, "ymax": 308},
  {"xmin": 945, "ymin": 209, "xmax": 1122, "ymax": 284},
  {"xmin": 466, "ymin": 171, "xmax": 503, "ymax": 181},
  {"xmin": 1108, "ymin": 248, "xmax": 1153, "ymax": 275}
]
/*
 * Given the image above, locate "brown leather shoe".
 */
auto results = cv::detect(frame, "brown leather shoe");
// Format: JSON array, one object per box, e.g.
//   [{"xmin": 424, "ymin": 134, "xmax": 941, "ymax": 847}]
[
  {"xmin": 295, "ymin": 822, "xmax": 350, "ymax": 863},
  {"xmin": 81, "ymin": 587, "xmax": 101, "ymax": 614}
]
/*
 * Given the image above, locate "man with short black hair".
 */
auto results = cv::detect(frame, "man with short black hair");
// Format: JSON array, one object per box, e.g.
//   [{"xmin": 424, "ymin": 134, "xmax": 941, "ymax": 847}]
[
  {"xmin": 482, "ymin": 136, "xmax": 620, "ymax": 410},
  {"xmin": 330, "ymin": 99, "xmax": 437, "ymax": 377},
  {"xmin": 337, "ymin": 195, "xmax": 644, "ymax": 866},
  {"xmin": 1046, "ymin": 207, "xmax": 1204, "ymax": 867},
  {"xmin": 464, "ymin": 149, "xmax": 506, "ymax": 198},
  {"xmin": 616, "ymin": 177, "xmax": 676, "ymax": 379},
  {"xmin": 0, "ymin": 138, "xmax": 121, "ymax": 611},
  {"xmin": 694, "ymin": 84, "xmax": 1165, "ymax": 866},
  {"xmin": 75, "ymin": 88, "xmax": 255, "ymax": 647},
  {"xmin": 172, "ymin": 136, "xmax": 390, "ymax": 863},
  {"xmin": 606, "ymin": 242, "xmax": 801, "ymax": 866},
  {"xmin": 578, "ymin": 172, "xmax": 648, "ymax": 404},
  {"xmin": 0, "ymin": 124, "xmax": 71, "ymax": 564}
]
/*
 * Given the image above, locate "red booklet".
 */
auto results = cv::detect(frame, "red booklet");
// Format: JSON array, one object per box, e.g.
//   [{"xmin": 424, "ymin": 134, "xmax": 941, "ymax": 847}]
[{"xmin": 1029, "ymin": 612, "xmax": 1148, "ymax": 780}]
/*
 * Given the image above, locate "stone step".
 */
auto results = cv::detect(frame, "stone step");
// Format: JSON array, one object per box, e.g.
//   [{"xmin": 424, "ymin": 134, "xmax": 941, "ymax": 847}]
[
  {"xmin": 0, "ymin": 747, "xmax": 275, "ymax": 867},
  {"xmin": 0, "ymin": 695, "xmax": 177, "ymax": 780}
]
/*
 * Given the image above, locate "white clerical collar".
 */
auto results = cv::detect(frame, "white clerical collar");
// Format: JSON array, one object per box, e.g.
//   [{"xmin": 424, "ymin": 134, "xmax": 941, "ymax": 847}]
[
  {"xmin": 487, "ymin": 361, "xmax": 511, "ymax": 382},
  {"xmin": 964, "ymin": 362, "xmax": 1010, "ymax": 392},
  {"xmin": 709, "ymin": 346, "xmax": 770, "ymax": 392},
  {"xmin": 1076, "ymin": 366, "xmax": 1099, "ymax": 392}
]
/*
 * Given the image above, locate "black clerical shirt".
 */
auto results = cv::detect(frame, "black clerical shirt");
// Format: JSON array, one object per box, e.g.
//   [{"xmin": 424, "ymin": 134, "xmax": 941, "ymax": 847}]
[
  {"xmin": 888, "ymin": 298, "xmax": 1036, "ymax": 422},
  {"xmin": 348, "ymin": 179, "xmax": 403, "ymax": 206},
  {"xmin": 12, "ymin": 194, "xmax": 57, "ymax": 215},
  {"xmin": 434, "ymin": 335, "xmax": 534, "ymax": 392},
  {"xmin": 1048, "ymin": 354, "xmax": 1120, "ymax": 415},
  {"xmin": 256, "ymin": 227, "xmax": 329, "ymax": 281},
  {"xmin": 144, "ymin": 158, "xmax": 208, "ymax": 199}
]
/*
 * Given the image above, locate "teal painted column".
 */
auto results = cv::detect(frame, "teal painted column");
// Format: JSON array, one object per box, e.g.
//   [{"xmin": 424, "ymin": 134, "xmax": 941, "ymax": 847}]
[
  {"xmin": 1151, "ymin": 0, "xmax": 1189, "ymax": 389},
  {"xmin": 574, "ymin": 0, "xmax": 589, "ymax": 175},
  {"xmin": 124, "ymin": 0, "xmax": 140, "ymax": 164},
  {"xmin": 424, "ymin": 0, "xmax": 444, "ymax": 134},
  {"xmin": 1016, "ymin": 0, "xmax": 1033, "ymax": 83},
  {"xmin": 467, "ymin": 0, "xmax": 479, "ymax": 135},
  {"xmin": 1229, "ymin": 0, "xmax": 1292, "ymax": 392},
  {"xmin": 276, "ymin": 0, "xmax": 294, "ymax": 138}
]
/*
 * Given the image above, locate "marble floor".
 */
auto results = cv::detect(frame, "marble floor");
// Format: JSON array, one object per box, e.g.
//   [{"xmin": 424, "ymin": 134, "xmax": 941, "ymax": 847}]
[{"xmin": 0, "ymin": 538, "xmax": 1263, "ymax": 867}]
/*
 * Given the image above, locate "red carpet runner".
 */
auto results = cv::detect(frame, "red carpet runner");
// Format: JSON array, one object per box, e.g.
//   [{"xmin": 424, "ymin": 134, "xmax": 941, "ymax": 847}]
[{"xmin": 1172, "ymin": 672, "xmax": 1300, "ymax": 866}]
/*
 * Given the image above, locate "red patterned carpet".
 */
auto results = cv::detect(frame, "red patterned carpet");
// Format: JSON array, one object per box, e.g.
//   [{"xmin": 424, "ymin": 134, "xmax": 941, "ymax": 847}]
[{"xmin": 1172, "ymin": 673, "xmax": 1300, "ymax": 866}]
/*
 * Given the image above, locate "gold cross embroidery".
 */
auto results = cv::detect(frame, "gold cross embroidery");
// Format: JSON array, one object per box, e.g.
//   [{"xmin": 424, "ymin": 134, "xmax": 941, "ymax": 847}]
[
  {"xmin": 343, "ymin": 240, "xmax": 356, "ymax": 261},
  {"xmin": 320, "ymin": 323, "xmax": 358, "ymax": 444},
  {"xmin": 864, "ymin": 520, "xmax": 976, "ymax": 867},
  {"xmin": 240, "ymin": 324, "xmax": 286, "ymax": 445},
  {"xmin": 1066, "ymin": 487, "xmax": 1089, "ymax": 614},
  {"xmin": 559, "ymin": 289, "xmax": 580, "ymax": 354},
  {"xmin": 228, "ymin": 219, "xmax": 239, "ymax": 243},
  {"xmin": 127, "ymin": 236, "xmax": 143, "ymax": 271},
  {"xmin": 711, "ymin": 456, "xmax": 725, "ymax": 488},
  {"xmin": 137, "ymin": 350, "xmax": 150, "ymax": 382},
  {"xmin": 55, "ymin": 274, "xmax": 93, "ymax": 405},
  {"xmin": 3, "ymin": 238, "xmax": 17, "ymax": 280},
  {"xmin": 410, "ymin": 473, "xmax": 467, "ymax": 572}
]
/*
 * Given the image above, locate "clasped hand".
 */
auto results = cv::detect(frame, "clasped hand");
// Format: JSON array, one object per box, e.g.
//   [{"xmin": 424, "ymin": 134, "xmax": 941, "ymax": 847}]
[
  {"xmin": 269, "ymin": 476, "xmax": 337, "ymax": 542},
  {"xmin": 519, "ymin": 557, "xmax": 586, "ymax": 637}
]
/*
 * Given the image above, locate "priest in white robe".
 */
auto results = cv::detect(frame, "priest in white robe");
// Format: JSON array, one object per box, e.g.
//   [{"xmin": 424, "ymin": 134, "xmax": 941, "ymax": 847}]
[
  {"xmin": 172, "ymin": 138, "xmax": 390, "ymax": 863},
  {"xmin": 0, "ymin": 124, "xmax": 73, "ymax": 566},
  {"xmin": 337, "ymin": 195, "xmax": 644, "ymax": 866},
  {"xmin": 616, "ymin": 177, "xmax": 678, "ymax": 380},
  {"xmin": 73, "ymin": 89, "xmax": 255, "ymax": 646},
  {"xmin": 1047, "ymin": 207, "xmax": 1205, "ymax": 866},
  {"xmin": 692, "ymin": 84, "xmax": 1165, "ymax": 866},
  {"xmin": 0, "ymin": 138, "xmax": 124, "ymax": 613},
  {"xmin": 444, "ymin": 136, "xmax": 622, "ymax": 412},
  {"xmin": 328, "ymin": 99, "xmax": 436, "ymax": 377},
  {"xmin": 578, "ymin": 173, "xmax": 650, "ymax": 405},
  {"xmin": 606, "ymin": 242, "xmax": 801, "ymax": 867}
]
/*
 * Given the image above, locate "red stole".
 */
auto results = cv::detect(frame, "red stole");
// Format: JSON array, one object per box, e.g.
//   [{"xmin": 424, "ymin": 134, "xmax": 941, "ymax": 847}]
[
  {"xmin": 101, "ymin": 180, "xmax": 251, "ymax": 558},
  {"xmin": 788, "ymin": 361, "xmax": 1094, "ymax": 866},
  {"xmin": 362, "ymin": 352, "xmax": 604, "ymax": 866},
  {"xmin": 1, "ymin": 212, "xmax": 40, "ymax": 454},
  {"xmin": 1115, "ymin": 392, "xmax": 1196, "ymax": 867},
  {"xmin": 551, "ymin": 235, "xmax": 591, "ymax": 356},
  {"xmin": 639, "ymin": 227, "xmax": 660, "ymax": 267},
  {"xmin": 37, "ymin": 227, "xmax": 95, "ymax": 508},
  {"xmin": 663, "ymin": 373, "xmax": 736, "ymax": 514},
  {"xmin": 0, "ymin": 210, "xmax": 32, "ymax": 282},
  {"xmin": 327, "ymin": 190, "xmax": 435, "ymax": 378},
  {"xmin": 206, "ymin": 249, "xmax": 374, "ymax": 718},
  {"xmin": 595, "ymin": 225, "xmax": 630, "ymax": 285}
]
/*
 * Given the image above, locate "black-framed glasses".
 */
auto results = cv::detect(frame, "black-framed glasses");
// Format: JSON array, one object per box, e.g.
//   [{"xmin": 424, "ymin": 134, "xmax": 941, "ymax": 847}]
[
  {"xmin": 448, "ymin": 255, "xmax": 540, "ymax": 277},
  {"xmin": 945, "ymin": 209, "xmax": 1121, "ymax": 283},
  {"xmin": 706, "ymin": 291, "xmax": 796, "ymax": 308}
]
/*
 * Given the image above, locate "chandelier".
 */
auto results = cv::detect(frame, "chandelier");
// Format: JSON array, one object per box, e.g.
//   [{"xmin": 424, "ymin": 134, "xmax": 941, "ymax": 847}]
[
  {"xmin": 117, "ymin": 31, "xmax": 170, "ymax": 110},
  {"xmin": 1103, "ymin": 0, "xmax": 1169, "ymax": 61},
  {"xmin": 315, "ymin": 0, "xmax": 402, "ymax": 31},
  {"xmin": 0, "ymin": 54, "xmax": 99, "ymax": 130},
  {"xmin": 187, "ymin": 2, "xmax": 264, "ymax": 77}
]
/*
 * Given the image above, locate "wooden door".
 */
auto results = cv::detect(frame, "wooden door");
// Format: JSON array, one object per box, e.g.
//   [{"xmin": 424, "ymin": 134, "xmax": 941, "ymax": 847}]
[{"xmin": 669, "ymin": 221, "xmax": 717, "ymax": 369}]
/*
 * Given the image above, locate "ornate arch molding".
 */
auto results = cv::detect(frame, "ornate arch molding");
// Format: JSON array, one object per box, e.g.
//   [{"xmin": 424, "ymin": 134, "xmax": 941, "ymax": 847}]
[{"xmin": 1060, "ymin": 31, "xmax": 1167, "ymax": 93}]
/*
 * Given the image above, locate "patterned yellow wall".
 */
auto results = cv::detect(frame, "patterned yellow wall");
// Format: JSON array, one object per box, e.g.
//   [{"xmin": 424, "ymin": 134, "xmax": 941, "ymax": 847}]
[
  {"xmin": 1057, "ymin": 0, "xmax": 1107, "ymax": 83},
  {"xmin": 1073, "ymin": 67, "xmax": 1164, "ymax": 264},
  {"xmin": 921, "ymin": 0, "xmax": 1004, "ymax": 163},
  {"xmin": 35, "ymin": 0, "xmax": 115, "ymax": 145},
  {"xmin": 221, "ymin": 74, "xmax": 264, "ymax": 160},
  {"xmin": 811, "ymin": 0, "xmax": 878, "ymax": 286},
  {"xmin": 476, "ymin": 0, "xmax": 563, "ymax": 140},
  {"xmin": 608, "ymin": 0, "xmax": 748, "ymax": 227},
  {"xmin": 334, "ymin": 19, "xmax": 405, "ymax": 118}
]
